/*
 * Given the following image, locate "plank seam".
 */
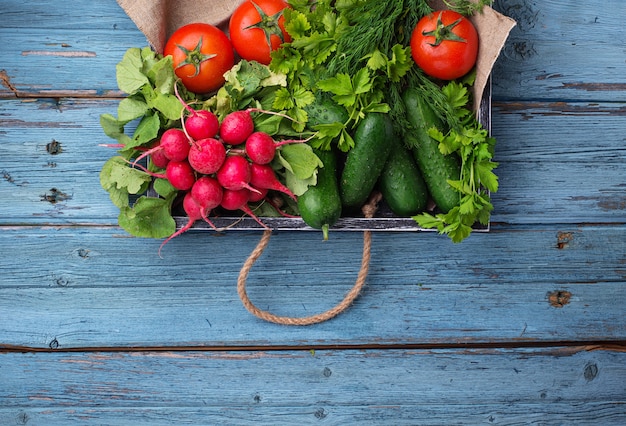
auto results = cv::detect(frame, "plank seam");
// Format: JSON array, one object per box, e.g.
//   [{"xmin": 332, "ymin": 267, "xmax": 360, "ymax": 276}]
[{"xmin": 2, "ymin": 340, "xmax": 625, "ymax": 354}]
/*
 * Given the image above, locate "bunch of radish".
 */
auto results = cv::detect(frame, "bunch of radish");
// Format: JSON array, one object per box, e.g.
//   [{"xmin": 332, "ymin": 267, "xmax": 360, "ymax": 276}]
[{"xmin": 130, "ymin": 89, "xmax": 304, "ymax": 254}]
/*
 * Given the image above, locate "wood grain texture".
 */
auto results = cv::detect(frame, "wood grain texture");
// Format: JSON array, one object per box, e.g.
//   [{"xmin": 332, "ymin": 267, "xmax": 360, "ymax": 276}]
[
  {"xmin": 491, "ymin": 0, "xmax": 626, "ymax": 101},
  {"xmin": 0, "ymin": 1, "xmax": 144, "ymax": 98},
  {"xmin": 1, "ymin": 348, "xmax": 625, "ymax": 425},
  {"xmin": 0, "ymin": 225, "xmax": 623, "ymax": 349}
]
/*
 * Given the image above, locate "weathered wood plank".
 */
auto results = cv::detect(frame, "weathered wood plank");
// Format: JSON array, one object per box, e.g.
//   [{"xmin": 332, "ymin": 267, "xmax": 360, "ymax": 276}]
[
  {"xmin": 0, "ymin": 98, "xmax": 120, "ymax": 224},
  {"xmin": 1, "ymin": 225, "xmax": 623, "ymax": 349},
  {"xmin": 1, "ymin": 0, "xmax": 625, "ymax": 102},
  {"xmin": 494, "ymin": 0, "xmax": 625, "ymax": 43},
  {"xmin": 490, "ymin": 101, "xmax": 626, "ymax": 223},
  {"xmin": 491, "ymin": 0, "xmax": 626, "ymax": 101},
  {"xmin": 1, "ymin": 1, "xmax": 138, "ymax": 31},
  {"xmin": 1, "ymin": 99, "xmax": 624, "ymax": 226},
  {"xmin": 0, "ymin": 1, "xmax": 145, "ymax": 98},
  {"xmin": 1, "ymin": 347, "xmax": 625, "ymax": 425}
]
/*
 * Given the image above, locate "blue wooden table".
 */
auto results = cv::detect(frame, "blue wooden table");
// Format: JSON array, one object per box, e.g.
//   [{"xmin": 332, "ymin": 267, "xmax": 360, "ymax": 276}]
[{"xmin": 1, "ymin": 1, "xmax": 625, "ymax": 424}]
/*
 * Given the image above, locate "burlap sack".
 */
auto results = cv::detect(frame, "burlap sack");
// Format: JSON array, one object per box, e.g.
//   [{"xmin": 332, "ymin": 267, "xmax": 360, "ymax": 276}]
[{"xmin": 116, "ymin": 0, "xmax": 515, "ymax": 113}]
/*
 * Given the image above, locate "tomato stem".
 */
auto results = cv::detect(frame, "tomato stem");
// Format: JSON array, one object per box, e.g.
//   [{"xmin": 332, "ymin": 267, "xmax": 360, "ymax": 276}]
[
  {"xmin": 422, "ymin": 12, "xmax": 467, "ymax": 47},
  {"xmin": 175, "ymin": 37, "xmax": 217, "ymax": 77},
  {"xmin": 244, "ymin": 1, "xmax": 287, "ymax": 50}
]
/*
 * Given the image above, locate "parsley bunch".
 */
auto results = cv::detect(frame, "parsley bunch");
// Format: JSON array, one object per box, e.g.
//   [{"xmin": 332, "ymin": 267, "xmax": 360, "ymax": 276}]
[{"xmin": 413, "ymin": 80, "xmax": 498, "ymax": 242}]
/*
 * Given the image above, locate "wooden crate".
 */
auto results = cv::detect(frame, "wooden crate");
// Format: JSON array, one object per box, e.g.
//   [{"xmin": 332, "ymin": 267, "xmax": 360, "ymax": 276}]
[{"xmin": 171, "ymin": 81, "xmax": 492, "ymax": 233}]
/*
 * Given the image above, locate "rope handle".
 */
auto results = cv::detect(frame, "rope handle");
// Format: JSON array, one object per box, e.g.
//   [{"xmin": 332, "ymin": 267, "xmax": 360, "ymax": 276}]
[{"xmin": 237, "ymin": 192, "xmax": 382, "ymax": 325}]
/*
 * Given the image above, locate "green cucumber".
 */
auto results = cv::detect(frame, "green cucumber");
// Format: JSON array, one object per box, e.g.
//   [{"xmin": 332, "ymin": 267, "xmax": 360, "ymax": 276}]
[
  {"xmin": 297, "ymin": 149, "xmax": 342, "ymax": 240},
  {"xmin": 340, "ymin": 113, "xmax": 394, "ymax": 209},
  {"xmin": 378, "ymin": 140, "xmax": 429, "ymax": 217},
  {"xmin": 403, "ymin": 88, "xmax": 460, "ymax": 213}
]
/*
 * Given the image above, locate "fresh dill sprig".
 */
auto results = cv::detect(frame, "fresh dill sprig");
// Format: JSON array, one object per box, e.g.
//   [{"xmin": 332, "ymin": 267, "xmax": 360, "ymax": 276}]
[
  {"xmin": 442, "ymin": 0, "xmax": 492, "ymax": 16},
  {"xmin": 327, "ymin": 0, "xmax": 432, "ymax": 75}
]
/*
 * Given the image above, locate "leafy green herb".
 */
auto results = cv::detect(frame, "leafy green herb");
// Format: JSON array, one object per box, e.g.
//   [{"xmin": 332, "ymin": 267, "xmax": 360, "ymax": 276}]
[
  {"xmin": 365, "ymin": 45, "xmax": 414, "ymax": 84},
  {"xmin": 115, "ymin": 48, "xmax": 149, "ymax": 94},
  {"xmin": 308, "ymin": 121, "xmax": 352, "ymax": 152},
  {"xmin": 328, "ymin": 0, "xmax": 431, "ymax": 75},
  {"xmin": 317, "ymin": 68, "xmax": 389, "ymax": 126},
  {"xmin": 413, "ymin": 80, "xmax": 498, "ymax": 243},
  {"xmin": 280, "ymin": 0, "xmax": 462, "ymax": 149},
  {"xmin": 208, "ymin": 59, "xmax": 287, "ymax": 117},
  {"xmin": 100, "ymin": 155, "xmax": 178, "ymax": 238},
  {"xmin": 276, "ymin": 143, "xmax": 324, "ymax": 196},
  {"xmin": 100, "ymin": 156, "xmax": 152, "ymax": 208},
  {"xmin": 103, "ymin": 47, "xmax": 186, "ymax": 154},
  {"xmin": 271, "ymin": 85, "xmax": 315, "ymax": 132},
  {"xmin": 442, "ymin": 0, "xmax": 492, "ymax": 16},
  {"xmin": 272, "ymin": 0, "xmax": 423, "ymax": 151},
  {"xmin": 117, "ymin": 195, "xmax": 177, "ymax": 239}
]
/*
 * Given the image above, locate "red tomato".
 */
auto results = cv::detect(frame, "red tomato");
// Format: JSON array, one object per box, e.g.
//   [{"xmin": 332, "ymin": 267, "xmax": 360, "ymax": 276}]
[
  {"xmin": 229, "ymin": 0, "xmax": 292, "ymax": 65},
  {"xmin": 163, "ymin": 23, "xmax": 235, "ymax": 94},
  {"xmin": 410, "ymin": 10, "xmax": 478, "ymax": 81}
]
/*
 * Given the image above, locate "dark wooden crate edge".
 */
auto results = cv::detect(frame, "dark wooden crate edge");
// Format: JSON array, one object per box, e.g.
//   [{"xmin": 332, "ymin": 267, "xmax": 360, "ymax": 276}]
[{"xmin": 176, "ymin": 215, "xmax": 490, "ymax": 232}]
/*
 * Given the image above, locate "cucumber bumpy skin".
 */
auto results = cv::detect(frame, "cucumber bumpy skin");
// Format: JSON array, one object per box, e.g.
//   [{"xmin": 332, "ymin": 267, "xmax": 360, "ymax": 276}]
[
  {"xmin": 403, "ymin": 87, "xmax": 460, "ymax": 214},
  {"xmin": 378, "ymin": 140, "xmax": 429, "ymax": 217},
  {"xmin": 297, "ymin": 149, "xmax": 342, "ymax": 240},
  {"xmin": 340, "ymin": 113, "xmax": 394, "ymax": 209}
]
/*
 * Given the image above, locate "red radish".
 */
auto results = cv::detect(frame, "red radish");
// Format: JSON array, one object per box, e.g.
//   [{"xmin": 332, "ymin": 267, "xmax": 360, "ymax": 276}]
[
  {"xmin": 185, "ymin": 109, "xmax": 220, "ymax": 141},
  {"xmin": 249, "ymin": 163, "xmax": 296, "ymax": 201},
  {"xmin": 166, "ymin": 160, "xmax": 196, "ymax": 191},
  {"xmin": 158, "ymin": 192, "xmax": 202, "ymax": 257},
  {"xmin": 190, "ymin": 176, "xmax": 222, "ymax": 228},
  {"xmin": 188, "ymin": 138, "xmax": 227, "ymax": 175},
  {"xmin": 173, "ymin": 79, "xmax": 220, "ymax": 141},
  {"xmin": 139, "ymin": 140, "xmax": 171, "ymax": 169},
  {"xmin": 150, "ymin": 147, "xmax": 170, "ymax": 169},
  {"xmin": 191, "ymin": 176, "xmax": 223, "ymax": 210},
  {"xmin": 245, "ymin": 131, "xmax": 276, "ymax": 164},
  {"xmin": 220, "ymin": 188, "xmax": 268, "ymax": 229},
  {"xmin": 248, "ymin": 186, "xmax": 269, "ymax": 203},
  {"xmin": 219, "ymin": 110, "xmax": 254, "ymax": 145},
  {"xmin": 125, "ymin": 157, "xmax": 196, "ymax": 193},
  {"xmin": 245, "ymin": 132, "xmax": 314, "ymax": 165},
  {"xmin": 219, "ymin": 107, "xmax": 306, "ymax": 145},
  {"xmin": 132, "ymin": 128, "xmax": 190, "ymax": 167},
  {"xmin": 220, "ymin": 187, "xmax": 250, "ymax": 211},
  {"xmin": 160, "ymin": 128, "xmax": 191, "ymax": 161},
  {"xmin": 216, "ymin": 155, "xmax": 258, "ymax": 193}
]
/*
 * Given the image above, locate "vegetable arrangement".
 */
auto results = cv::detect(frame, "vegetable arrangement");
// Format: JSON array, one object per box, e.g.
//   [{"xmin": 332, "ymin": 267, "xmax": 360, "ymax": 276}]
[{"xmin": 100, "ymin": 0, "xmax": 499, "ymax": 248}]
